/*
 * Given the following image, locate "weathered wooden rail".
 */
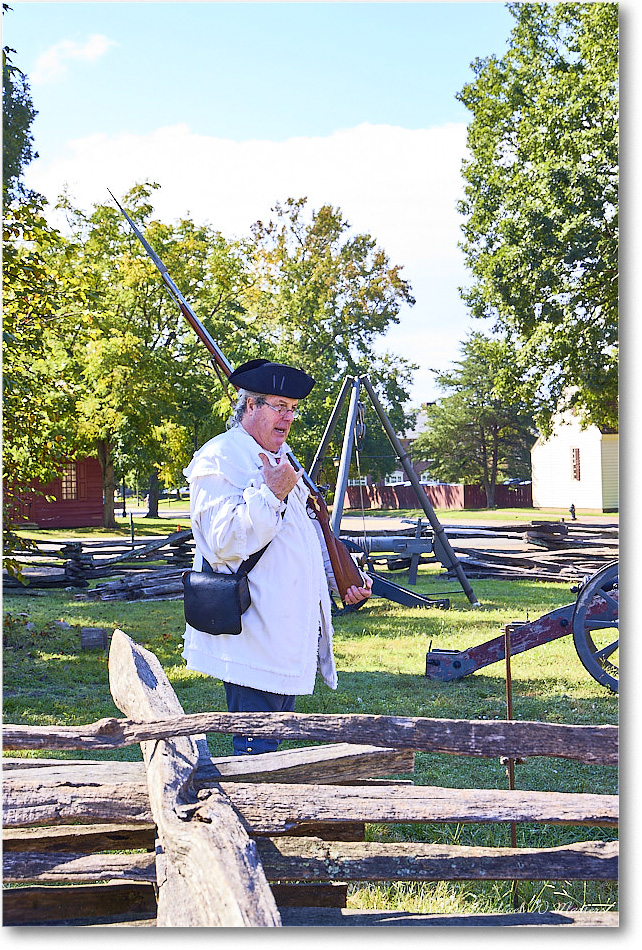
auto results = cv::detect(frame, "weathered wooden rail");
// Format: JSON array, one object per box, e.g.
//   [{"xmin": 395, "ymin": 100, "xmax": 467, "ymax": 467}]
[
  {"xmin": 3, "ymin": 530, "xmax": 195, "ymax": 591},
  {"xmin": 3, "ymin": 629, "xmax": 618, "ymax": 927}
]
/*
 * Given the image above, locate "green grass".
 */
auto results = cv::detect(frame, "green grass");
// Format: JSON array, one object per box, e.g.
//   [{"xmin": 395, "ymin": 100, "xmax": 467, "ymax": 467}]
[
  {"xmin": 3, "ymin": 559, "xmax": 618, "ymax": 916},
  {"xmin": 14, "ymin": 513, "xmax": 190, "ymax": 542},
  {"xmin": 14, "ymin": 504, "xmax": 618, "ymax": 547}
]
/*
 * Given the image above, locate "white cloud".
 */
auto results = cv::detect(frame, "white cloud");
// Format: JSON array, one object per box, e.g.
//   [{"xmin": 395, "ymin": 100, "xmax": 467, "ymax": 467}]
[
  {"xmin": 24, "ymin": 122, "xmax": 475, "ymax": 405},
  {"xmin": 31, "ymin": 35, "xmax": 117, "ymax": 85}
]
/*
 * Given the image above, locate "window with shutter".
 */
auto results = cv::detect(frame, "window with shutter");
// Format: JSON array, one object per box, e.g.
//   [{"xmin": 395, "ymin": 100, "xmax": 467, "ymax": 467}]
[
  {"xmin": 61, "ymin": 463, "xmax": 78, "ymax": 500},
  {"xmin": 571, "ymin": 447, "xmax": 581, "ymax": 481}
]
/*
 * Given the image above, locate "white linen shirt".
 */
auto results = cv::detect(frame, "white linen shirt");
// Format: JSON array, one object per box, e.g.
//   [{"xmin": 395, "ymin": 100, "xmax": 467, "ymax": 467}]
[{"xmin": 181, "ymin": 424, "xmax": 338, "ymax": 694}]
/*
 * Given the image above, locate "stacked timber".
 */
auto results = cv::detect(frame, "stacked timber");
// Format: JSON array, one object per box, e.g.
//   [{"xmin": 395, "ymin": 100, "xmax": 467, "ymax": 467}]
[
  {"xmin": 79, "ymin": 567, "xmax": 187, "ymax": 602},
  {"xmin": 4, "ymin": 530, "xmax": 195, "ymax": 592},
  {"xmin": 342, "ymin": 519, "xmax": 617, "ymax": 583},
  {"xmin": 5, "ymin": 521, "xmax": 618, "ymax": 594},
  {"xmin": 445, "ymin": 521, "xmax": 618, "ymax": 581}
]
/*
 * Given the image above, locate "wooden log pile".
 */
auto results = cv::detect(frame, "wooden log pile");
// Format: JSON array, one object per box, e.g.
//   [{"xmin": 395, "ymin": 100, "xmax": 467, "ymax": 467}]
[
  {"xmin": 78, "ymin": 567, "xmax": 187, "ymax": 602},
  {"xmin": 3, "ymin": 630, "xmax": 618, "ymax": 928},
  {"xmin": 342, "ymin": 519, "xmax": 617, "ymax": 584},
  {"xmin": 445, "ymin": 521, "xmax": 618, "ymax": 582},
  {"xmin": 4, "ymin": 520, "xmax": 618, "ymax": 597},
  {"xmin": 3, "ymin": 530, "xmax": 195, "ymax": 592}
]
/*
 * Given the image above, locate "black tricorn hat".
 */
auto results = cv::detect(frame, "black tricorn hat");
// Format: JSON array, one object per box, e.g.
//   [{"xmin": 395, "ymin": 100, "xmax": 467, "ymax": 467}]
[{"xmin": 229, "ymin": 359, "xmax": 315, "ymax": 399}]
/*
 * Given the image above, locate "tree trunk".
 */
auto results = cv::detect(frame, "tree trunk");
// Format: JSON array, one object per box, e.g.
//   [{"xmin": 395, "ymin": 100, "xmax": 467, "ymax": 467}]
[
  {"xmin": 487, "ymin": 424, "xmax": 499, "ymax": 508},
  {"xmin": 484, "ymin": 480, "xmax": 496, "ymax": 508},
  {"xmin": 146, "ymin": 469, "xmax": 160, "ymax": 518},
  {"xmin": 96, "ymin": 439, "xmax": 118, "ymax": 529}
]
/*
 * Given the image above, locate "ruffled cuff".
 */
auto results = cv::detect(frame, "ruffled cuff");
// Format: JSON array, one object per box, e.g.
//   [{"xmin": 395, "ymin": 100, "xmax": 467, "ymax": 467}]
[{"xmin": 258, "ymin": 481, "xmax": 287, "ymax": 511}]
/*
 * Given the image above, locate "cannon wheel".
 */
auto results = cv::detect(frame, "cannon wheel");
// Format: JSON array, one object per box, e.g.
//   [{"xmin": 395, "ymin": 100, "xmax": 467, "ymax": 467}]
[{"xmin": 572, "ymin": 561, "xmax": 619, "ymax": 692}]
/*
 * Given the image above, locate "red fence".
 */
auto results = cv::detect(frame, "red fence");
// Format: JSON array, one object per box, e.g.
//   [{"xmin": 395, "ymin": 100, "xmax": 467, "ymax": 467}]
[{"xmin": 345, "ymin": 482, "xmax": 533, "ymax": 511}]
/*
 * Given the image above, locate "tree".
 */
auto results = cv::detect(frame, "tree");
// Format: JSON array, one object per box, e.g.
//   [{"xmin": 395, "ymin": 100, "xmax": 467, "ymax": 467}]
[
  {"xmin": 2, "ymin": 20, "xmax": 92, "ymax": 568},
  {"xmin": 2, "ymin": 198, "xmax": 91, "ymax": 567},
  {"xmin": 412, "ymin": 332, "xmax": 538, "ymax": 507},
  {"xmin": 2, "ymin": 35, "xmax": 38, "ymax": 201},
  {"xmin": 456, "ymin": 3, "xmax": 618, "ymax": 433},
  {"xmin": 244, "ymin": 198, "xmax": 417, "ymax": 470},
  {"xmin": 57, "ymin": 183, "xmax": 253, "ymax": 526}
]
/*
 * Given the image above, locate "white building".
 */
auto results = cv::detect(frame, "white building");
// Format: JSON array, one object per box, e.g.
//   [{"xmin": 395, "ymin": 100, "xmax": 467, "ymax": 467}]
[{"xmin": 531, "ymin": 411, "xmax": 618, "ymax": 512}]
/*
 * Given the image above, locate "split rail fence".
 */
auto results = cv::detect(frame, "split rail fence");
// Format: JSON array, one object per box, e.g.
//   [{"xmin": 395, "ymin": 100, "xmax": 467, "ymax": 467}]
[{"xmin": 3, "ymin": 629, "xmax": 618, "ymax": 927}]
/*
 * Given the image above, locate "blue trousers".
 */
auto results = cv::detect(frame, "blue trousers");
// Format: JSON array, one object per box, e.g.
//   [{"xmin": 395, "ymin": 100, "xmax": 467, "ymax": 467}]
[{"xmin": 223, "ymin": 682, "xmax": 296, "ymax": 756}]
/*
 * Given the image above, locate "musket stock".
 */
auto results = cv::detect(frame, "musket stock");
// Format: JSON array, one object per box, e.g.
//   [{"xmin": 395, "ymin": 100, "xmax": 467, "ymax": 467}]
[
  {"xmin": 305, "ymin": 486, "xmax": 365, "ymax": 597},
  {"xmin": 111, "ymin": 191, "xmax": 363, "ymax": 601}
]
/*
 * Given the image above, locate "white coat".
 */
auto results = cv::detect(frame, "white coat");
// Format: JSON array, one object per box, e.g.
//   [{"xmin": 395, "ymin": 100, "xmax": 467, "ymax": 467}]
[{"xmin": 181, "ymin": 424, "xmax": 338, "ymax": 694}]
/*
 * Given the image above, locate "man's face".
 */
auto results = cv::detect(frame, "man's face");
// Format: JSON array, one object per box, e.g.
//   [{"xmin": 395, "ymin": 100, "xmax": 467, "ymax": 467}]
[{"xmin": 242, "ymin": 395, "xmax": 299, "ymax": 453}]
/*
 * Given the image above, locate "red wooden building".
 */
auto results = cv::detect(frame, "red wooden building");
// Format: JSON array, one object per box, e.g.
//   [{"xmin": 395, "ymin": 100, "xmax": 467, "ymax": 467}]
[{"xmin": 10, "ymin": 457, "xmax": 104, "ymax": 528}]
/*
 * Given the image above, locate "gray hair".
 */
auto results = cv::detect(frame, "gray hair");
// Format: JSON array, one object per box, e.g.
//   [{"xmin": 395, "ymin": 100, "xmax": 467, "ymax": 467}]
[{"xmin": 227, "ymin": 389, "xmax": 265, "ymax": 429}]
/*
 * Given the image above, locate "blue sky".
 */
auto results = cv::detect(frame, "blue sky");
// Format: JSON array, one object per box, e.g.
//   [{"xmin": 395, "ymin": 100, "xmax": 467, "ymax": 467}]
[
  {"xmin": 6, "ymin": 2, "xmax": 514, "ymax": 146},
  {"xmin": 3, "ymin": 2, "xmax": 632, "ymax": 410}
]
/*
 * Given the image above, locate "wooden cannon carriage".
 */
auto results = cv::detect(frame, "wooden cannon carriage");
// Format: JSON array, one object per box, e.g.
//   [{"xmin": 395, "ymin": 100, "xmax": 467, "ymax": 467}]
[
  {"xmin": 426, "ymin": 561, "xmax": 619, "ymax": 693},
  {"xmin": 3, "ymin": 630, "xmax": 618, "ymax": 927}
]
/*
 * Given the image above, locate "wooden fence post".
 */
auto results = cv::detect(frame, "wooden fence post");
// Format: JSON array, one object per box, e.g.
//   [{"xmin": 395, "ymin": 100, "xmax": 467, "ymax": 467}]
[{"xmin": 107, "ymin": 628, "xmax": 281, "ymax": 927}]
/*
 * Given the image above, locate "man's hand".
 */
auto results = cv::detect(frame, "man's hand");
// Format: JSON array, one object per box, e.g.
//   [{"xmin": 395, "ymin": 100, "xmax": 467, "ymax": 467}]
[
  {"xmin": 259, "ymin": 453, "xmax": 303, "ymax": 500},
  {"xmin": 343, "ymin": 573, "xmax": 374, "ymax": 606}
]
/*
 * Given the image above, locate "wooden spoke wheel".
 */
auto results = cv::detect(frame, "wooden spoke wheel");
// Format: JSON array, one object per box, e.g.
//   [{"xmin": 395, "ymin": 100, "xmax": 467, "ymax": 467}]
[{"xmin": 572, "ymin": 561, "xmax": 619, "ymax": 693}]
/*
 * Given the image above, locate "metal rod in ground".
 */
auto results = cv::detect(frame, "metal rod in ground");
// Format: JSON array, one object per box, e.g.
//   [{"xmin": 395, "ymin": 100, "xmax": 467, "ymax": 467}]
[
  {"xmin": 358, "ymin": 374, "xmax": 480, "ymax": 606},
  {"xmin": 308, "ymin": 376, "xmax": 354, "ymax": 484},
  {"xmin": 504, "ymin": 623, "xmax": 519, "ymax": 910},
  {"xmin": 330, "ymin": 378, "xmax": 362, "ymax": 537}
]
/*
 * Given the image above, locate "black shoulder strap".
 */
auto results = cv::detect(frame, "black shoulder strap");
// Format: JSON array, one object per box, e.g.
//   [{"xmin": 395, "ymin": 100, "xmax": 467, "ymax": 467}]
[
  {"xmin": 237, "ymin": 543, "xmax": 269, "ymax": 575},
  {"xmin": 201, "ymin": 543, "xmax": 267, "ymax": 576},
  {"xmin": 202, "ymin": 497, "xmax": 287, "ymax": 576}
]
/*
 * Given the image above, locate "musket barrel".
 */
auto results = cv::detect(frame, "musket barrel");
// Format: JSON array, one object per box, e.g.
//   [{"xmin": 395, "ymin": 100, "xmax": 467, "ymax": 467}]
[{"xmin": 161, "ymin": 274, "xmax": 234, "ymax": 376}]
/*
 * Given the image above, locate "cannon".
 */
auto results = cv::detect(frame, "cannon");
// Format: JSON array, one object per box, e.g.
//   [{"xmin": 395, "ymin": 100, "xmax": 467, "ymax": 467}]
[
  {"xmin": 341, "ymin": 532, "xmax": 434, "ymax": 581},
  {"xmin": 425, "ymin": 561, "xmax": 619, "ymax": 692},
  {"xmin": 337, "ymin": 530, "xmax": 451, "ymax": 611}
]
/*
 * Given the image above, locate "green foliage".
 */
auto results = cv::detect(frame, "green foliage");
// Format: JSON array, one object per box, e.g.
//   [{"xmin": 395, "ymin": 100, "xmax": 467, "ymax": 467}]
[
  {"xmin": 244, "ymin": 198, "xmax": 417, "ymax": 468},
  {"xmin": 2, "ymin": 11, "xmax": 38, "ymax": 201},
  {"xmin": 53, "ymin": 182, "xmax": 252, "ymax": 523},
  {"xmin": 2, "ymin": 197, "xmax": 93, "ymax": 570},
  {"xmin": 457, "ymin": 3, "xmax": 618, "ymax": 432},
  {"xmin": 1, "ymin": 13, "xmax": 75, "ymax": 570},
  {"xmin": 49, "ymin": 186, "xmax": 418, "ymax": 515},
  {"xmin": 412, "ymin": 332, "xmax": 538, "ymax": 505}
]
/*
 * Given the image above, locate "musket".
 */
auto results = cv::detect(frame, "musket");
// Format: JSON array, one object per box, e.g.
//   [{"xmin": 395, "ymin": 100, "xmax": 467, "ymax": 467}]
[{"xmin": 109, "ymin": 191, "xmax": 364, "ymax": 602}]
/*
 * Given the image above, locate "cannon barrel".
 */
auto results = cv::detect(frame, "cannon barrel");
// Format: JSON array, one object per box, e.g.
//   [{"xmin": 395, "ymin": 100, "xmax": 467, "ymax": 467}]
[{"xmin": 341, "ymin": 536, "xmax": 433, "ymax": 556}]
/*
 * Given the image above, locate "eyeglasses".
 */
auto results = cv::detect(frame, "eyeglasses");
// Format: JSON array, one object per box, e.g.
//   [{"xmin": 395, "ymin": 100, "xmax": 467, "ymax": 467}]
[{"xmin": 259, "ymin": 400, "xmax": 300, "ymax": 420}]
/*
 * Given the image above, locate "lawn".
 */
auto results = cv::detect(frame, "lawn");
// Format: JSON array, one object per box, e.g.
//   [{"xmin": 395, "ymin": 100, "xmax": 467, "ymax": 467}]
[
  {"xmin": 13, "ymin": 503, "xmax": 614, "ymax": 545},
  {"xmin": 3, "ymin": 528, "xmax": 618, "ymax": 917}
]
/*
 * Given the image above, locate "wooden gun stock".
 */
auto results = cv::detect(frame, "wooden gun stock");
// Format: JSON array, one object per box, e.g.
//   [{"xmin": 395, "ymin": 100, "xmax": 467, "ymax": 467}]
[{"xmin": 305, "ymin": 486, "xmax": 364, "ymax": 600}]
